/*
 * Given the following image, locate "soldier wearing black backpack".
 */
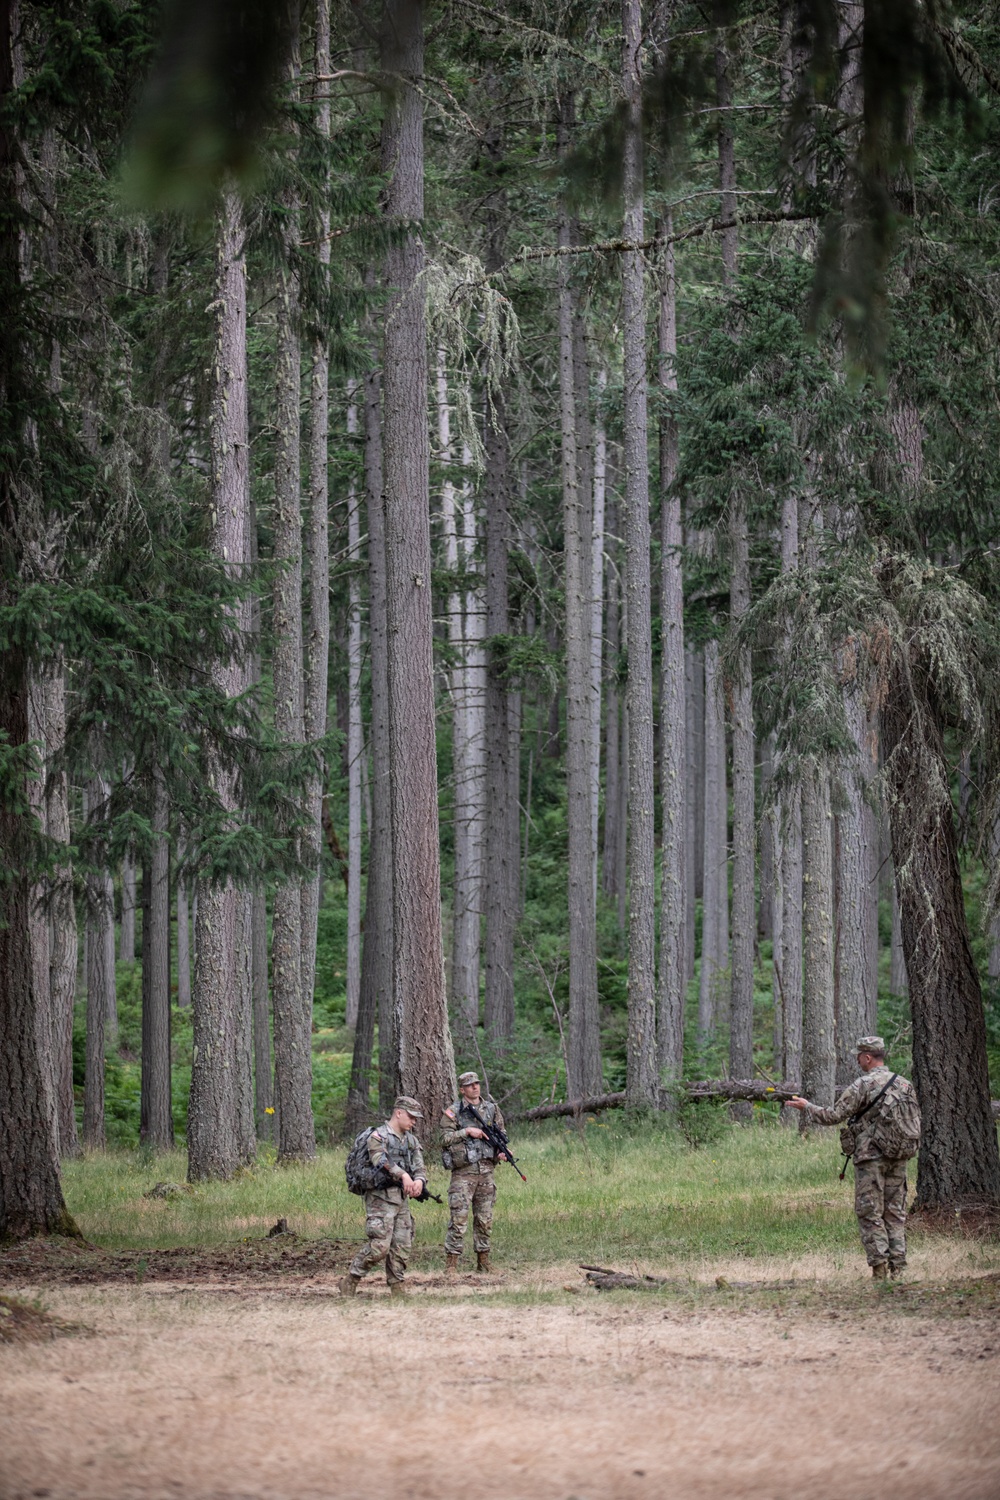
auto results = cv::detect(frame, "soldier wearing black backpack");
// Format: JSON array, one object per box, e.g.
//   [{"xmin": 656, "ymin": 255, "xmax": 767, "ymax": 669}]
[
  {"xmin": 789, "ymin": 1036, "xmax": 921, "ymax": 1281},
  {"xmin": 339, "ymin": 1097, "xmax": 428, "ymax": 1298}
]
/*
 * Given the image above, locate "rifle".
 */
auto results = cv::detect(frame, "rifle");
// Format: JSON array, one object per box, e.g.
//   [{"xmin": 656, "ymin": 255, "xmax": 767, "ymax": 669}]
[
  {"xmin": 464, "ymin": 1103, "xmax": 527, "ymax": 1182},
  {"xmin": 413, "ymin": 1182, "xmax": 444, "ymax": 1205}
]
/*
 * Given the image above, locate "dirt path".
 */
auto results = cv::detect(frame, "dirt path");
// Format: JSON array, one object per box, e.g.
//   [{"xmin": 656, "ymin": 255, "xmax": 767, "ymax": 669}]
[{"xmin": 2, "ymin": 1263, "xmax": 999, "ymax": 1500}]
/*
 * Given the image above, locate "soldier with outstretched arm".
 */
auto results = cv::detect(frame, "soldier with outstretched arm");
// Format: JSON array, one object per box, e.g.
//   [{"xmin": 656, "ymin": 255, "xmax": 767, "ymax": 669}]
[{"xmin": 788, "ymin": 1036, "xmax": 920, "ymax": 1281}]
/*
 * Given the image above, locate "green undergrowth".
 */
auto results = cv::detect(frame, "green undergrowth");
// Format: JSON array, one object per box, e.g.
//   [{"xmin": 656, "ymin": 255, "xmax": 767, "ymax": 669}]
[{"xmin": 62, "ymin": 1118, "xmax": 877, "ymax": 1262}]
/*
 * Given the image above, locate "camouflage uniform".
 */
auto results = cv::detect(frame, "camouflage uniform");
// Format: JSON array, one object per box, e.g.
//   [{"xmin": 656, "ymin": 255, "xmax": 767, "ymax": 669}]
[
  {"xmin": 804, "ymin": 1064, "xmax": 911, "ymax": 1271},
  {"xmin": 441, "ymin": 1096, "xmax": 505, "ymax": 1258},
  {"xmin": 347, "ymin": 1122, "xmax": 426, "ymax": 1285}
]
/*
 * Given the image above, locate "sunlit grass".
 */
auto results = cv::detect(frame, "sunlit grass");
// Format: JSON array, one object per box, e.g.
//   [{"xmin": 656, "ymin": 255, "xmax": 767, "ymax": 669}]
[{"xmin": 60, "ymin": 1116, "xmax": 878, "ymax": 1265}]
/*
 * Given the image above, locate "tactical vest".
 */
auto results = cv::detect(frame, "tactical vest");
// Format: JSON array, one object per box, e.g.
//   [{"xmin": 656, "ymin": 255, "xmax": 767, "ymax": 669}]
[
  {"xmin": 373, "ymin": 1123, "xmax": 420, "ymax": 1178},
  {"xmin": 442, "ymin": 1097, "xmax": 498, "ymax": 1170}
]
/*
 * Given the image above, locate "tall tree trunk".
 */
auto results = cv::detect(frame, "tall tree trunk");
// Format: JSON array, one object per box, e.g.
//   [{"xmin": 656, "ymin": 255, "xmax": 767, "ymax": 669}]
[
  {"xmin": 777, "ymin": 490, "xmax": 803, "ymax": 1090},
  {"xmin": 346, "ymin": 395, "xmax": 363, "ymax": 1027},
  {"xmin": 603, "ymin": 496, "xmax": 622, "ymax": 905},
  {"xmin": 656, "ymin": 202, "xmax": 686, "ymax": 1084},
  {"xmin": 43, "ymin": 665, "xmax": 78, "ymax": 1156},
  {"xmin": 728, "ymin": 488, "xmax": 755, "ymax": 1110},
  {"xmin": 481, "ymin": 125, "xmax": 518, "ymax": 1050},
  {"xmin": 590, "ymin": 367, "xmax": 607, "ymax": 906},
  {"xmin": 302, "ymin": 0, "xmax": 332, "ymax": 1022},
  {"xmin": 0, "ymin": 1, "xmax": 77, "ymax": 1237},
  {"xmin": 834, "ymin": 686, "xmax": 878, "ymax": 1084},
  {"xmin": 881, "ymin": 636, "xmax": 1000, "ymax": 1208},
  {"xmin": 620, "ymin": 4, "xmax": 657, "ymax": 1107},
  {"xmin": 271, "ymin": 2, "xmax": 314, "ymax": 1162},
  {"xmin": 380, "ymin": 0, "xmax": 454, "ymax": 1127},
  {"xmin": 252, "ymin": 888, "xmax": 273, "ymax": 1139},
  {"xmin": 683, "ymin": 646, "xmax": 699, "ymax": 981},
  {"xmin": 176, "ymin": 871, "xmax": 191, "ymax": 1008},
  {"xmin": 889, "ymin": 870, "xmax": 908, "ymax": 995},
  {"xmin": 699, "ymin": 641, "xmax": 728, "ymax": 1037},
  {"xmin": 801, "ymin": 766, "xmax": 835, "ymax": 1106},
  {"xmin": 188, "ymin": 189, "xmax": 255, "ymax": 1179},
  {"xmin": 82, "ymin": 780, "xmax": 114, "ymax": 1152},
  {"xmin": 438, "ymin": 354, "xmax": 477, "ymax": 1027},
  {"xmin": 141, "ymin": 770, "xmax": 173, "ymax": 1150},
  {"xmin": 351, "ymin": 345, "xmax": 395, "ymax": 1125},
  {"xmin": 120, "ymin": 851, "xmax": 136, "ymax": 963},
  {"xmin": 559, "ymin": 92, "xmax": 601, "ymax": 1099}
]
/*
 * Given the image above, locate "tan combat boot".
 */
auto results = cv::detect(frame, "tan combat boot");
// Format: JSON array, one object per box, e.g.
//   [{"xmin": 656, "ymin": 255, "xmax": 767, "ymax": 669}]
[
  {"xmin": 889, "ymin": 1261, "xmax": 906, "ymax": 1280},
  {"xmin": 871, "ymin": 1262, "xmax": 888, "ymax": 1282},
  {"xmin": 339, "ymin": 1273, "xmax": 362, "ymax": 1296},
  {"xmin": 476, "ymin": 1251, "xmax": 491, "ymax": 1274},
  {"xmin": 445, "ymin": 1253, "xmax": 460, "ymax": 1276},
  {"xmin": 388, "ymin": 1280, "xmax": 407, "ymax": 1298}
]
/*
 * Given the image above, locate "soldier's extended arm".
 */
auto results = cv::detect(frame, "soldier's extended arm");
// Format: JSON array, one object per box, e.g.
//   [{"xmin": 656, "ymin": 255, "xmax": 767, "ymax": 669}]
[{"xmin": 801, "ymin": 1077, "xmax": 866, "ymax": 1127}]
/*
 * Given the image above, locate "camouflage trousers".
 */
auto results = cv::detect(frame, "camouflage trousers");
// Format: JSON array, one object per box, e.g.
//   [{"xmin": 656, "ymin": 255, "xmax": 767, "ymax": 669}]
[
  {"xmin": 854, "ymin": 1156, "xmax": 908, "ymax": 1268},
  {"xmin": 445, "ymin": 1165, "xmax": 496, "ymax": 1256},
  {"xmin": 348, "ymin": 1191, "xmax": 414, "ymax": 1284}
]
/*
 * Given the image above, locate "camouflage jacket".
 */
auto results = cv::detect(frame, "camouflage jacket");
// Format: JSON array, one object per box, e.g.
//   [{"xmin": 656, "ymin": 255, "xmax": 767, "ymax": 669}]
[
  {"xmin": 440, "ymin": 1096, "xmax": 505, "ymax": 1170},
  {"xmin": 366, "ymin": 1122, "xmax": 426, "ymax": 1202},
  {"xmin": 804, "ymin": 1065, "xmax": 913, "ymax": 1163}
]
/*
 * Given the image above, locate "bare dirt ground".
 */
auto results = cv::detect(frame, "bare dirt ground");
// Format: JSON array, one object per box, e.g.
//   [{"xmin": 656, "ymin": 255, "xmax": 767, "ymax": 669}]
[{"xmin": 2, "ymin": 1244, "xmax": 999, "ymax": 1500}]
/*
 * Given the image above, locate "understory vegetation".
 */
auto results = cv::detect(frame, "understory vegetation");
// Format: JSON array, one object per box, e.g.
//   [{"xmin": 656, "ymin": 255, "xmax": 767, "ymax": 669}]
[{"xmin": 58, "ymin": 1121, "xmax": 998, "ymax": 1272}]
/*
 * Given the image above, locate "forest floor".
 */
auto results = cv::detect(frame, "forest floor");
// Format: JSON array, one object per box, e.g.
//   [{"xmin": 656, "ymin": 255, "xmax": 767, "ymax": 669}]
[
  {"xmin": 2, "ymin": 1239, "xmax": 999, "ymax": 1500},
  {"xmin": 3, "ymin": 1132, "xmax": 1000, "ymax": 1498}
]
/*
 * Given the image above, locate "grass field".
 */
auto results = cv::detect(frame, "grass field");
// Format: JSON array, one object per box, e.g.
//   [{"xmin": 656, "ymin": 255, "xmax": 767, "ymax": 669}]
[{"xmin": 57, "ymin": 1115, "xmax": 999, "ymax": 1278}]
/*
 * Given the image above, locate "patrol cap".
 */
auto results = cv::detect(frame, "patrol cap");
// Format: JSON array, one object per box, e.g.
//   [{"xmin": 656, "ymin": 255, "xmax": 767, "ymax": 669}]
[
  {"xmin": 457, "ymin": 1071, "xmax": 480, "ymax": 1087},
  {"xmin": 856, "ymin": 1035, "xmax": 886, "ymax": 1055},
  {"xmin": 393, "ymin": 1095, "xmax": 423, "ymax": 1118}
]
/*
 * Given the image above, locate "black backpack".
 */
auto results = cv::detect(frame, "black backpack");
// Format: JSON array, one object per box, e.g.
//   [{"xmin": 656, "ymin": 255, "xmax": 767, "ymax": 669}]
[{"xmin": 344, "ymin": 1127, "xmax": 394, "ymax": 1195}]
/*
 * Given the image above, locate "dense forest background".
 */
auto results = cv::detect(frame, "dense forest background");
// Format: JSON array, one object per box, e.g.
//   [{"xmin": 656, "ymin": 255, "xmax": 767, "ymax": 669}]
[{"xmin": 3, "ymin": 0, "xmax": 1000, "ymax": 1240}]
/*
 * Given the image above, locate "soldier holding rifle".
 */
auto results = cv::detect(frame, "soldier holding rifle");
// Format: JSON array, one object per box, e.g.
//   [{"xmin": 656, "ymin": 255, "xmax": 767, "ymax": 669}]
[{"xmin": 441, "ymin": 1071, "xmax": 518, "ymax": 1275}]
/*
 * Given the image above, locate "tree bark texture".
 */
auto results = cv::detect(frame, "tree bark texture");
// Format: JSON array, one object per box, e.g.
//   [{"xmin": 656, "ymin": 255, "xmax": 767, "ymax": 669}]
[
  {"xmin": 438, "ymin": 355, "xmax": 482, "ymax": 1028},
  {"xmin": 801, "ymin": 766, "xmax": 835, "ymax": 1106},
  {"xmin": 728, "ymin": 489, "xmax": 755, "ymax": 1111},
  {"xmin": 657, "ymin": 205, "xmax": 686, "ymax": 1085},
  {"xmin": 881, "ymin": 617, "xmax": 1000, "ymax": 1209},
  {"xmin": 188, "ymin": 190, "xmax": 256, "ymax": 1178},
  {"xmin": 603, "ymin": 496, "xmax": 622, "ymax": 905},
  {"xmin": 119, "ymin": 852, "xmax": 136, "ymax": 964},
  {"xmin": 176, "ymin": 874, "xmax": 191, "ymax": 1008},
  {"xmin": 776, "ymin": 489, "xmax": 803, "ymax": 1085},
  {"xmin": 141, "ymin": 772, "xmax": 173, "ymax": 1150},
  {"xmin": 559, "ymin": 97, "xmax": 601, "ymax": 1098},
  {"xmin": 353, "ymin": 348, "xmax": 395, "ymax": 1122},
  {"xmin": 301, "ymin": 0, "xmax": 332, "ymax": 1022},
  {"xmin": 42, "ymin": 663, "xmax": 78, "ymax": 1155},
  {"xmin": 683, "ymin": 646, "xmax": 699, "ymax": 980},
  {"xmin": 590, "ymin": 368, "xmax": 607, "ymax": 905},
  {"xmin": 380, "ymin": 0, "xmax": 455, "ymax": 1130},
  {"xmin": 270, "ymin": 5, "xmax": 314, "ymax": 1162},
  {"xmin": 0, "ymin": 1, "xmax": 78, "ymax": 1240},
  {"xmin": 252, "ymin": 888, "xmax": 274, "ymax": 1139},
  {"xmin": 346, "ymin": 398, "xmax": 363, "ymax": 1028},
  {"xmin": 83, "ymin": 783, "xmax": 113, "ymax": 1152},
  {"xmin": 834, "ymin": 683, "xmax": 878, "ymax": 1084},
  {"xmin": 699, "ymin": 640, "xmax": 728, "ymax": 1036},
  {"xmin": 621, "ymin": 4, "xmax": 658, "ymax": 1107}
]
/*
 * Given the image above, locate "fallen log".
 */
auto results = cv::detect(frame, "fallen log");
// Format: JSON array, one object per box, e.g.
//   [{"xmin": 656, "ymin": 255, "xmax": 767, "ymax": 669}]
[
  {"xmin": 518, "ymin": 1085, "xmax": 1000, "ymax": 1123},
  {"xmin": 581, "ymin": 1264, "xmax": 676, "ymax": 1292},
  {"xmin": 517, "ymin": 1080, "xmax": 797, "ymax": 1122}
]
